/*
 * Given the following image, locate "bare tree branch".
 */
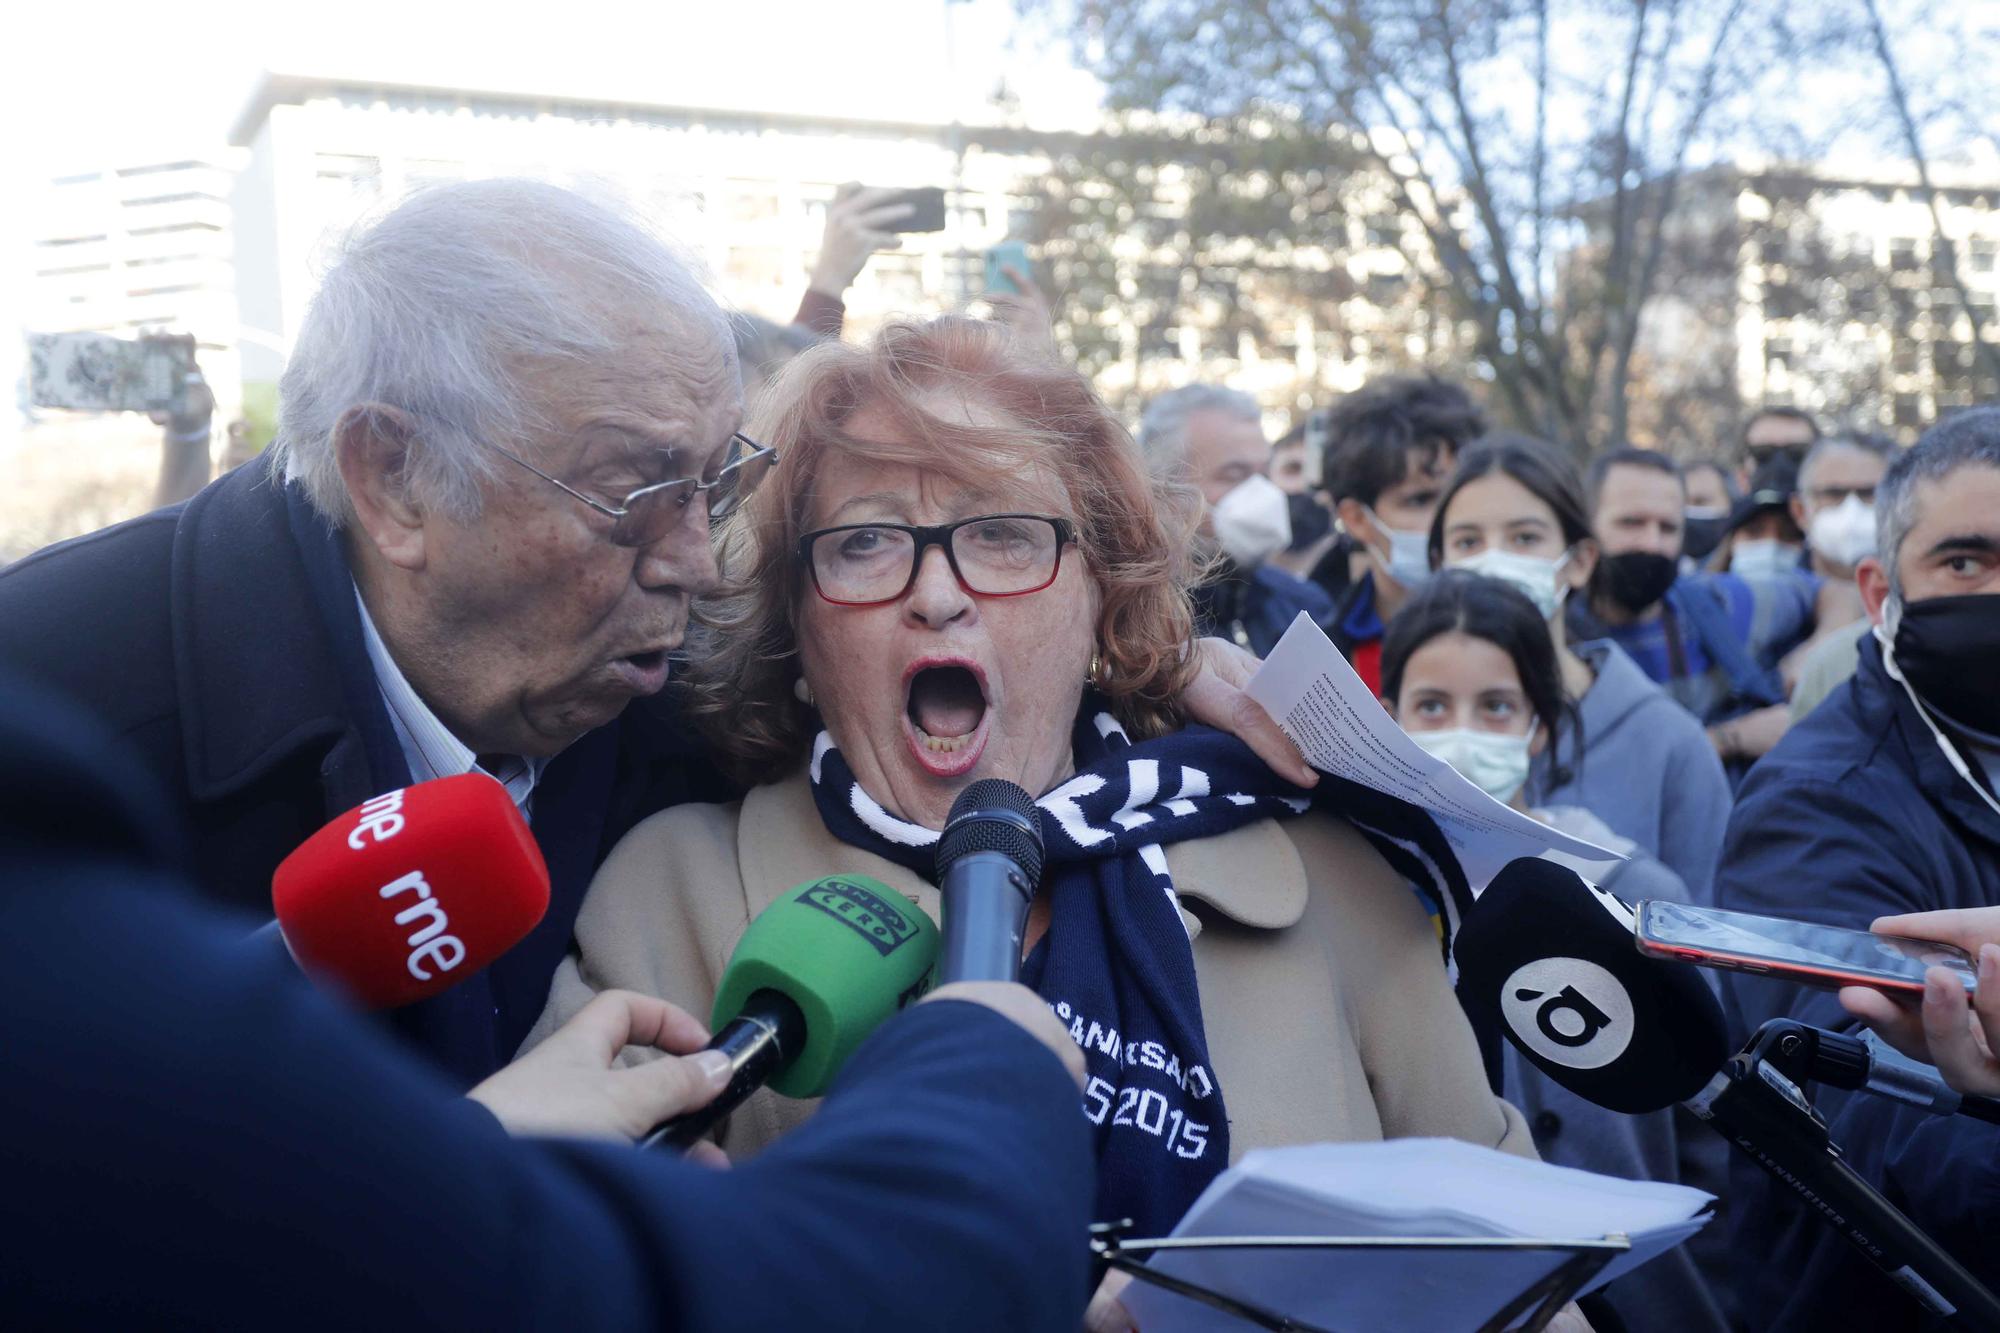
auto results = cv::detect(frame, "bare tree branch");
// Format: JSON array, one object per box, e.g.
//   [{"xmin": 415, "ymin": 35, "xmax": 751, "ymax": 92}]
[{"xmin": 1861, "ymin": 0, "xmax": 2000, "ymax": 387}]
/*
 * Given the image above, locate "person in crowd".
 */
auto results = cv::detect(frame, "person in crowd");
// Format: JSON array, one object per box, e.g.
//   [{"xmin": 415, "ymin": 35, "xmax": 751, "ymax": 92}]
[
  {"xmin": 1314, "ymin": 374, "xmax": 1485, "ymax": 691},
  {"xmin": 1138, "ymin": 384, "xmax": 1337, "ymax": 654},
  {"xmin": 1269, "ymin": 409, "xmax": 1352, "ymax": 584},
  {"xmin": 787, "ymin": 182, "xmax": 914, "ymax": 339},
  {"xmin": 1793, "ymin": 433, "xmax": 1891, "ymax": 589},
  {"xmin": 1711, "ymin": 455, "xmax": 1807, "ymax": 581},
  {"xmin": 732, "ymin": 312, "xmax": 821, "ymax": 406},
  {"xmin": 1378, "ymin": 571, "xmax": 1726, "ymax": 1333},
  {"xmin": 148, "ymin": 336, "xmax": 216, "ymax": 508},
  {"xmin": 0, "ymin": 674, "xmax": 1096, "ymax": 1333},
  {"xmin": 1738, "ymin": 404, "xmax": 1821, "ymax": 484},
  {"xmin": 1777, "ymin": 434, "xmax": 1892, "ymax": 716},
  {"xmin": 1566, "ymin": 447, "xmax": 1813, "ymax": 781},
  {"xmin": 0, "ymin": 180, "xmax": 1294, "ymax": 1087},
  {"xmin": 1428, "ymin": 434, "xmax": 1732, "ymax": 901},
  {"xmin": 1680, "ymin": 457, "xmax": 1739, "ymax": 566},
  {"xmin": 1844, "ymin": 905, "xmax": 2000, "ymax": 1099},
  {"xmin": 1713, "ymin": 409, "xmax": 2000, "ymax": 1331},
  {"xmin": 532, "ymin": 318, "xmax": 1532, "ymax": 1259}
]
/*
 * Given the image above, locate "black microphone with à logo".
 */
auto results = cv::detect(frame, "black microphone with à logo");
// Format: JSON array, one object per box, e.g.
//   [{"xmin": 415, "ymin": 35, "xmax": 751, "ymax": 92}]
[{"xmin": 1456, "ymin": 858, "xmax": 2000, "ymax": 1328}]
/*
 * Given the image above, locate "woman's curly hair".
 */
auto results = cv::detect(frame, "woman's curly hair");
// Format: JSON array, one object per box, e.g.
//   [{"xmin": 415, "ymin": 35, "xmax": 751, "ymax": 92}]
[{"xmin": 684, "ymin": 316, "xmax": 1203, "ymax": 786}]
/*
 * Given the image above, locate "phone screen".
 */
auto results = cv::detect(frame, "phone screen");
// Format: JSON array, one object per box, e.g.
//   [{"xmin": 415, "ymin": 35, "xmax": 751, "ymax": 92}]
[
  {"xmin": 984, "ymin": 242, "xmax": 1030, "ymax": 296},
  {"xmin": 1637, "ymin": 900, "xmax": 1978, "ymax": 994}
]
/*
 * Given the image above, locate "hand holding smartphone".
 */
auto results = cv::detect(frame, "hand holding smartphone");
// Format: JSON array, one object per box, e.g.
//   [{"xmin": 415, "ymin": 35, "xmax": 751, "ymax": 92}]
[{"xmin": 1635, "ymin": 900, "xmax": 1979, "ymax": 998}]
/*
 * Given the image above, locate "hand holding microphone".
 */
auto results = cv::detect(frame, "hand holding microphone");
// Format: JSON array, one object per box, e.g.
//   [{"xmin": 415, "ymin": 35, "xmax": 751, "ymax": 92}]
[
  {"xmin": 470, "ymin": 991, "xmax": 732, "ymax": 1159},
  {"xmin": 643, "ymin": 873, "xmax": 942, "ymax": 1152}
]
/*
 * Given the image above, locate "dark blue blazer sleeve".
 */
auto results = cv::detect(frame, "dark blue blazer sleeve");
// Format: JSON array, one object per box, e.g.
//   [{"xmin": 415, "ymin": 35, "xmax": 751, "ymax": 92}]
[{"xmin": 0, "ymin": 865, "xmax": 1092, "ymax": 1332}]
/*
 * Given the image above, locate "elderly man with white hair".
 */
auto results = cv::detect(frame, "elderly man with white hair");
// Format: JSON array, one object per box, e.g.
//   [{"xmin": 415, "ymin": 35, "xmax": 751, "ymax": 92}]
[
  {"xmin": 1138, "ymin": 383, "xmax": 1336, "ymax": 655},
  {"xmin": 1, "ymin": 179, "xmax": 756, "ymax": 1083},
  {"xmin": 0, "ymin": 178, "xmax": 1296, "ymax": 1086}
]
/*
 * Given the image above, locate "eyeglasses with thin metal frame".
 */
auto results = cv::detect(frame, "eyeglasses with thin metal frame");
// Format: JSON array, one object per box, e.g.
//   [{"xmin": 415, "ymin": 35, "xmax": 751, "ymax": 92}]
[
  {"xmin": 798, "ymin": 513, "xmax": 1078, "ymax": 607},
  {"xmin": 488, "ymin": 432, "xmax": 778, "ymax": 547}
]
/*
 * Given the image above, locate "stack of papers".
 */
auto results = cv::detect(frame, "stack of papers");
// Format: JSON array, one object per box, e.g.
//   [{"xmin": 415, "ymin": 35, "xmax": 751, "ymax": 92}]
[
  {"xmin": 1245, "ymin": 614, "xmax": 1619, "ymax": 893},
  {"xmin": 1122, "ymin": 1139, "xmax": 1713, "ymax": 1332}
]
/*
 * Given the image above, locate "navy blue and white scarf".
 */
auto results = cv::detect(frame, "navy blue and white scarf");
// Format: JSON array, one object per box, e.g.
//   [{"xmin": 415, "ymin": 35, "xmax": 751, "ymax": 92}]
[{"xmin": 807, "ymin": 691, "xmax": 1469, "ymax": 1235}]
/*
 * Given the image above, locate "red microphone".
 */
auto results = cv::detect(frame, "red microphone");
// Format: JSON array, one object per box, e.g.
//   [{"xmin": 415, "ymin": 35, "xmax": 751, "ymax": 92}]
[{"xmin": 269, "ymin": 774, "xmax": 549, "ymax": 1009}]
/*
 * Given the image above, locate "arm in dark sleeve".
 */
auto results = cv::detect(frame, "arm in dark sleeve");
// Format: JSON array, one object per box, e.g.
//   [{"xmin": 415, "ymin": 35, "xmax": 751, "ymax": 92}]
[
  {"xmin": 556, "ymin": 1000, "xmax": 1095, "ymax": 1333},
  {"xmin": 792, "ymin": 288, "xmax": 846, "ymax": 339},
  {"xmin": 1712, "ymin": 776, "xmax": 1934, "ymax": 1038},
  {"xmin": 1802, "ymin": 1086, "xmax": 2000, "ymax": 1283},
  {"xmin": 0, "ymin": 862, "xmax": 1091, "ymax": 1333}
]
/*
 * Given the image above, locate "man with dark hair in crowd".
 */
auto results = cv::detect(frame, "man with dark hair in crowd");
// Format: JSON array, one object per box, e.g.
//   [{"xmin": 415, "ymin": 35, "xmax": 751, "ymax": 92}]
[
  {"xmin": 1680, "ymin": 456, "xmax": 1740, "ymax": 566},
  {"xmin": 1139, "ymin": 384, "xmax": 1337, "ymax": 655},
  {"xmin": 1567, "ymin": 447, "xmax": 1814, "ymax": 780},
  {"xmin": 1313, "ymin": 374, "xmax": 1486, "ymax": 692},
  {"xmin": 1712, "ymin": 408, "xmax": 2000, "ymax": 1332},
  {"xmin": 1739, "ymin": 404, "xmax": 1821, "ymax": 484}
]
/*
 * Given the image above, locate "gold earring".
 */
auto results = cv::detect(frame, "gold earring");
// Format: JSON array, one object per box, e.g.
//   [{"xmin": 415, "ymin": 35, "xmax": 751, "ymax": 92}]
[
  {"xmin": 1087, "ymin": 651, "xmax": 1105, "ymax": 686},
  {"xmin": 793, "ymin": 676, "xmax": 815, "ymax": 706}
]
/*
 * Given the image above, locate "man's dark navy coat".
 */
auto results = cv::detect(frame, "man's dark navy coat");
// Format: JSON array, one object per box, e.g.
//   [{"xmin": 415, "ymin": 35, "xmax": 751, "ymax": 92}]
[
  {"xmin": 1715, "ymin": 633, "xmax": 2000, "ymax": 1330},
  {"xmin": 0, "ymin": 462, "xmax": 733, "ymax": 1083}
]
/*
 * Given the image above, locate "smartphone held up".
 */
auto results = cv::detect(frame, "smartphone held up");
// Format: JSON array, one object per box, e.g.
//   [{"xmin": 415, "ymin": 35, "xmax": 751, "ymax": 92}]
[
  {"xmin": 27, "ymin": 331, "xmax": 198, "ymax": 416},
  {"xmin": 1635, "ymin": 899, "xmax": 1979, "ymax": 998}
]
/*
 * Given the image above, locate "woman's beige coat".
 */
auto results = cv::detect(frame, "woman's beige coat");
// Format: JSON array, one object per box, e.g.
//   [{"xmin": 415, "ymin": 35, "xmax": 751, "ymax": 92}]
[{"xmin": 527, "ymin": 767, "xmax": 1533, "ymax": 1163}]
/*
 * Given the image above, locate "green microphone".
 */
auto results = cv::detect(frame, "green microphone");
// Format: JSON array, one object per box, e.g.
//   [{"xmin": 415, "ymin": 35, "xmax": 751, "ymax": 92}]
[{"xmin": 641, "ymin": 874, "xmax": 939, "ymax": 1152}]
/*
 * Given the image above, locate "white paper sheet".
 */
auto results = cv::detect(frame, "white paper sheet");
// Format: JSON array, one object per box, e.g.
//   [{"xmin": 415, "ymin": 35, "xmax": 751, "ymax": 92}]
[
  {"xmin": 1122, "ymin": 1139, "xmax": 1715, "ymax": 1333},
  {"xmin": 1245, "ymin": 613, "xmax": 1618, "ymax": 892}
]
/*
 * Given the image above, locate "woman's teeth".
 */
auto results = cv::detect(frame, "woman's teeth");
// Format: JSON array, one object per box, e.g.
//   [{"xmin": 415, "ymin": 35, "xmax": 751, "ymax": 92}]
[{"xmin": 913, "ymin": 724, "xmax": 975, "ymax": 753}]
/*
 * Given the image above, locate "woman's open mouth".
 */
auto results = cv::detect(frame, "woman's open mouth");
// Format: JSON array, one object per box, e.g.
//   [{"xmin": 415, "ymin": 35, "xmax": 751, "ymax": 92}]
[{"xmin": 902, "ymin": 661, "xmax": 991, "ymax": 778}]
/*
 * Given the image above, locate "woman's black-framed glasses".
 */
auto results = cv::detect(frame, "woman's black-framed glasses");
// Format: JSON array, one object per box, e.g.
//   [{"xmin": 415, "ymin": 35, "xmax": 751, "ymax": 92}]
[
  {"xmin": 491, "ymin": 432, "xmax": 778, "ymax": 548},
  {"xmin": 798, "ymin": 514, "xmax": 1077, "ymax": 607}
]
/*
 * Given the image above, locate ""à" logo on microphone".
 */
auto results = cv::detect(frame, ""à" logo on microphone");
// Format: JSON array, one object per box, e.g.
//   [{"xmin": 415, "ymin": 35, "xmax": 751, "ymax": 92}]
[{"xmin": 1499, "ymin": 958, "xmax": 1635, "ymax": 1070}]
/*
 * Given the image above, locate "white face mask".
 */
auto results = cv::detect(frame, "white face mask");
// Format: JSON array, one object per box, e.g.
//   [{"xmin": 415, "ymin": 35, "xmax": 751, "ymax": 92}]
[
  {"xmin": 1409, "ymin": 727, "xmax": 1534, "ymax": 804},
  {"xmin": 1730, "ymin": 538, "xmax": 1797, "ymax": 579},
  {"xmin": 1449, "ymin": 548, "xmax": 1573, "ymax": 621},
  {"xmin": 1211, "ymin": 474, "xmax": 1292, "ymax": 569},
  {"xmin": 1807, "ymin": 494, "xmax": 1877, "ymax": 569},
  {"xmin": 1364, "ymin": 507, "xmax": 1434, "ymax": 590}
]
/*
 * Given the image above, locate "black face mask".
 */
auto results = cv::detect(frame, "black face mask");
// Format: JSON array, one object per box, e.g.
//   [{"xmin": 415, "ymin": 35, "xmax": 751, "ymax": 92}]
[
  {"xmin": 1682, "ymin": 513, "xmax": 1728, "ymax": 563},
  {"xmin": 1285, "ymin": 492, "xmax": 1334, "ymax": 552},
  {"xmin": 1599, "ymin": 551, "xmax": 1679, "ymax": 615},
  {"xmin": 1890, "ymin": 594, "xmax": 2000, "ymax": 744}
]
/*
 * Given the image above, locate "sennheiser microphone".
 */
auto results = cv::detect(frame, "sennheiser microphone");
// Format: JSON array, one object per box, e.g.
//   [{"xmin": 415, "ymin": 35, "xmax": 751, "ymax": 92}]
[
  {"xmin": 263, "ymin": 774, "xmax": 550, "ymax": 1009},
  {"xmin": 934, "ymin": 778, "xmax": 1044, "ymax": 983},
  {"xmin": 1458, "ymin": 857, "xmax": 2000, "ymax": 1327},
  {"xmin": 643, "ymin": 873, "xmax": 939, "ymax": 1152}
]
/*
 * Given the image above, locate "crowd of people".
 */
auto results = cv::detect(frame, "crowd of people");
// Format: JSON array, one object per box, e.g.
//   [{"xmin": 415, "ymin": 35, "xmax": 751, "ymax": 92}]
[{"xmin": 3, "ymin": 176, "xmax": 1997, "ymax": 1332}]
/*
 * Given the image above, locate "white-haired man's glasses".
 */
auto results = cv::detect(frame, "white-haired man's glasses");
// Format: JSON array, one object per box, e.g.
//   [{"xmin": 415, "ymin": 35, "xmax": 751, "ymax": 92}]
[{"xmin": 490, "ymin": 433, "xmax": 777, "ymax": 547}]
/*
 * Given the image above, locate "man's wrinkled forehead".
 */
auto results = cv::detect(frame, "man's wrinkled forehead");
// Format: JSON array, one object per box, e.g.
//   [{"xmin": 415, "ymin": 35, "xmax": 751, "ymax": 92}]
[{"xmin": 533, "ymin": 315, "xmax": 739, "ymax": 442}]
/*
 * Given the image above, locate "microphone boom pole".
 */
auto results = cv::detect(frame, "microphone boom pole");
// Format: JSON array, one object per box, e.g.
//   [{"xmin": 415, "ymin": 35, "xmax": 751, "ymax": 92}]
[{"xmin": 1687, "ymin": 1021, "xmax": 2000, "ymax": 1329}]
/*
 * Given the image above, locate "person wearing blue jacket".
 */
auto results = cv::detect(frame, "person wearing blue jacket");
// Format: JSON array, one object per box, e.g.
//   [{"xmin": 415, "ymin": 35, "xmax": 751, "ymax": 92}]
[
  {"xmin": 1714, "ymin": 409, "xmax": 2000, "ymax": 1331},
  {"xmin": 0, "ymin": 676, "xmax": 1096, "ymax": 1333}
]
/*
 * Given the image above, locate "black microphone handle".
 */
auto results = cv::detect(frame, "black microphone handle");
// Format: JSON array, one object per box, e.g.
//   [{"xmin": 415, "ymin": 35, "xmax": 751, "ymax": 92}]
[
  {"xmin": 1689, "ymin": 1055, "xmax": 2000, "ymax": 1328},
  {"xmin": 938, "ymin": 850, "xmax": 1034, "ymax": 984},
  {"xmin": 640, "ymin": 989, "xmax": 806, "ymax": 1154}
]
